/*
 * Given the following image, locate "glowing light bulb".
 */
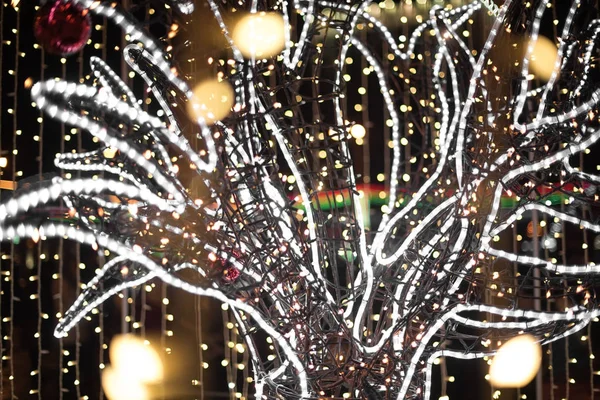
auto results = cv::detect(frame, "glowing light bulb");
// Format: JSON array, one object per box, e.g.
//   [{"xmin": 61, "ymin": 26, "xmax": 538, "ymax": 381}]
[
  {"xmin": 109, "ymin": 334, "xmax": 163, "ymax": 384},
  {"xmin": 232, "ymin": 12, "xmax": 285, "ymax": 58},
  {"xmin": 350, "ymin": 124, "xmax": 366, "ymax": 139},
  {"xmin": 102, "ymin": 366, "xmax": 148, "ymax": 400},
  {"xmin": 489, "ymin": 334, "xmax": 541, "ymax": 388},
  {"xmin": 529, "ymin": 35, "xmax": 558, "ymax": 81},
  {"xmin": 187, "ymin": 79, "xmax": 234, "ymax": 125},
  {"xmin": 103, "ymin": 147, "xmax": 117, "ymax": 159}
]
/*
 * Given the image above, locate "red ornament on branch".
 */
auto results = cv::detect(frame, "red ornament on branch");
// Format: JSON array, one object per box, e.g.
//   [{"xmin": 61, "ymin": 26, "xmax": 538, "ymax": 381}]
[
  {"xmin": 223, "ymin": 266, "xmax": 240, "ymax": 283},
  {"xmin": 34, "ymin": 0, "xmax": 91, "ymax": 56}
]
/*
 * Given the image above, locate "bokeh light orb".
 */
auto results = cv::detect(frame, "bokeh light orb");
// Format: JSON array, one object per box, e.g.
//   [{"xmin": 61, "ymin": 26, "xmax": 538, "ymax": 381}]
[
  {"xmin": 489, "ymin": 334, "xmax": 542, "ymax": 388},
  {"xmin": 350, "ymin": 124, "xmax": 367, "ymax": 140},
  {"xmin": 109, "ymin": 334, "xmax": 163, "ymax": 384},
  {"xmin": 187, "ymin": 79, "xmax": 234, "ymax": 125},
  {"xmin": 529, "ymin": 35, "xmax": 558, "ymax": 81},
  {"xmin": 232, "ymin": 12, "xmax": 286, "ymax": 58},
  {"xmin": 102, "ymin": 366, "xmax": 148, "ymax": 400}
]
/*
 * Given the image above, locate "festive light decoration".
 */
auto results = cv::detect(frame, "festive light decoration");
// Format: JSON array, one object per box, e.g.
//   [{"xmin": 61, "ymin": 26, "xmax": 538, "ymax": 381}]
[{"xmin": 4, "ymin": 0, "xmax": 600, "ymax": 399}]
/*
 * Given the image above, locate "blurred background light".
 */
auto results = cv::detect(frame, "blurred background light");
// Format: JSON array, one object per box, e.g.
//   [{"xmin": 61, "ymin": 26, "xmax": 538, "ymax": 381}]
[
  {"xmin": 489, "ymin": 334, "xmax": 542, "ymax": 388},
  {"xmin": 232, "ymin": 12, "xmax": 285, "ymax": 58}
]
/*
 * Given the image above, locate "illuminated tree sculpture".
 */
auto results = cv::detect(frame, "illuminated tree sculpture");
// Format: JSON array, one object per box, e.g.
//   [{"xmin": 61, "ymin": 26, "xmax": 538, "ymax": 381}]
[{"xmin": 2, "ymin": 0, "xmax": 600, "ymax": 398}]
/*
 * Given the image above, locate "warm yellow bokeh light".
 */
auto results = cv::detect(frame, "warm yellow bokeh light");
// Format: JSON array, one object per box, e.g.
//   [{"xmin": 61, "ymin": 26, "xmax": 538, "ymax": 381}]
[
  {"xmin": 232, "ymin": 12, "xmax": 285, "ymax": 58},
  {"xmin": 103, "ymin": 147, "xmax": 118, "ymax": 159},
  {"xmin": 489, "ymin": 334, "xmax": 542, "ymax": 388},
  {"xmin": 187, "ymin": 79, "xmax": 234, "ymax": 125},
  {"xmin": 350, "ymin": 124, "xmax": 367, "ymax": 140},
  {"xmin": 102, "ymin": 366, "xmax": 148, "ymax": 400},
  {"xmin": 529, "ymin": 35, "xmax": 558, "ymax": 81},
  {"xmin": 109, "ymin": 334, "xmax": 164, "ymax": 384}
]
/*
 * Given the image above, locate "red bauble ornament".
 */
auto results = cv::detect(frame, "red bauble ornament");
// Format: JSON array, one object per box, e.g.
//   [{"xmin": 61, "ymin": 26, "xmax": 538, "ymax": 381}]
[
  {"xmin": 34, "ymin": 0, "xmax": 91, "ymax": 56},
  {"xmin": 223, "ymin": 267, "xmax": 240, "ymax": 283}
]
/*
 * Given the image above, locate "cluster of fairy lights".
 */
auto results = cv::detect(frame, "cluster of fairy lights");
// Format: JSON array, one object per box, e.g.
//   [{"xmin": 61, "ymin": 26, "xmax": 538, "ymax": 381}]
[{"xmin": 2, "ymin": 0, "xmax": 600, "ymax": 399}]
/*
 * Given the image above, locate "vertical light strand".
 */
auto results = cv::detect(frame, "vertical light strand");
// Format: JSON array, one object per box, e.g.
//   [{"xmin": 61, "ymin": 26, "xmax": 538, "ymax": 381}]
[
  {"xmin": 98, "ymin": 14, "xmax": 108, "ymax": 400},
  {"xmin": 542, "ymin": 206, "xmax": 555, "ymax": 400},
  {"xmin": 513, "ymin": 223, "xmax": 522, "ymax": 400},
  {"xmin": 589, "ymin": 323, "xmax": 595, "ymax": 399},
  {"xmin": 194, "ymin": 296, "xmax": 204, "ymax": 400},
  {"xmin": 241, "ymin": 325, "xmax": 249, "ymax": 400},
  {"xmin": 382, "ymin": 35, "xmax": 390, "ymax": 205},
  {"xmin": 222, "ymin": 307, "xmax": 234, "ymax": 400},
  {"xmin": 542, "ymin": 213, "xmax": 551, "ymax": 400},
  {"xmin": 509, "ymin": 56, "xmax": 520, "ymax": 397},
  {"xmin": 0, "ymin": 0, "xmax": 5, "ymax": 396},
  {"xmin": 129, "ymin": 293, "xmax": 135, "ymax": 333},
  {"xmin": 10, "ymin": 2, "xmax": 20, "ymax": 397},
  {"xmin": 358, "ymin": 25, "xmax": 373, "ymax": 338},
  {"xmin": 231, "ymin": 310, "xmax": 239, "ymax": 400},
  {"xmin": 73, "ymin": 179, "xmax": 82, "ymax": 398},
  {"xmin": 188, "ymin": 4, "xmax": 203, "ymax": 397},
  {"xmin": 480, "ymin": 7, "xmax": 494, "ymax": 399},
  {"xmin": 159, "ymin": 7, "xmax": 169, "ymax": 395},
  {"xmin": 402, "ymin": 7, "xmax": 411, "ymax": 206},
  {"xmin": 360, "ymin": 26, "xmax": 370, "ymax": 216},
  {"xmin": 559, "ymin": 186, "xmax": 569, "ymax": 400},
  {"xmin": 565, "ymin": 335, "xmax": 570, "ymax": 399},
  {"xmin": 139, "ymin": 3, "xmax": 151, "ymax": 343},
  {"xmin": 120, "ymin": 0, "xmax": 130, "ymax": 337},
  {"xmin": 35, "ymin": 27, "xmax": 46, "ymax": 399},
  {"xmin": 74, "ymin": 32, "xmax": 84, "ymax": 400},
  {"xmin": 580, "ymin": 128, "xmax": 593, "ymax": 399},
  {"xmin": 402, "ymin": 4, "xmax": 411, "ymax": 194},
  {"xmin": 548, "ymin": 2, "xmax": 558, "ymax": 398},
  {"xmin": 74, "ymin": 180, "xmax": 82, "ymax": 399},
  {"xmin": 548, "ymin": 339, "xmax": 555, "ymax": 400},
  {"xmin": 58, "ymin": 41, "xmax": 67, "ymax": 400},
  {"xmin": 140, "ymin": 284, "xmax": 146, "ymax": 339},
  {"xmin": 531, "ymin": 154, "xmax": 543, "ymax": 400},
  {"xmin": 160, "ymin": 283, "xmax": 167, "ymax": 400}
]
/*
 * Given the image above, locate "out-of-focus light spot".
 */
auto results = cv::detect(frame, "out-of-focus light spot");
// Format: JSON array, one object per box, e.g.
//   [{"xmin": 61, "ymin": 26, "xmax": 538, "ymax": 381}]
[
  {"xmin": 489, "ymin": 334, "xmax": 541, "ymax": 388},
  {"xmin": 102, "ymin": 366, "xmax": 147, "ymax": 400},
  {"xmin": 529, "ymin": 35, "xmax": 558, "ymax": 81},
  {"xmin": 109, "ymin": 334, "xmax": 163, "ymax": 384},
  {"xmin": 350, "ymin": 124, "xmax": 366, "ymax": 140},
  {"xmin": 232, "ymin": 12, "xmax": 285, "ymax": 58},
  {"xmin": 103, "ymin": 148, "xmax": 117, "ymax": 159},
  {"xmin": 187, "ymin": 79, "xmax": 234, "ymax": 125}
]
